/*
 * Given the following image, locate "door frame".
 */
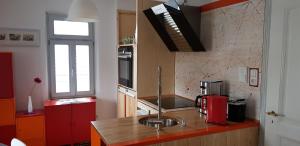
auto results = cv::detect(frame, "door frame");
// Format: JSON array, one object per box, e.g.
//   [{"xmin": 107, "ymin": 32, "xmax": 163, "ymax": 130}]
[{"xmin": 259, "ymin": 0, "xmax": 272, "ymax": 146}]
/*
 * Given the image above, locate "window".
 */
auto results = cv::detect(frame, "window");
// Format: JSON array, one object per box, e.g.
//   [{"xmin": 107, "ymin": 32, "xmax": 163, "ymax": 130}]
[{"xmin": 47, "ymin": 14, "xmax": 95, "ymax": 98}]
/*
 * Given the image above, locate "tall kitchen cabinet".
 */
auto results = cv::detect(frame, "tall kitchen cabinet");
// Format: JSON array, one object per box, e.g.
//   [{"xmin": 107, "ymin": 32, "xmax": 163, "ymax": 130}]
[
  {"xmin": 136, "ymin": 0, "xmax": 175, "ymax": 98},
  {"xmin": 117, "ymin": 9, "xmax": 138, "ymax": 118},
  {"xmin": 116, "ymin": 0, "xmax": 176, "ymax": 117},
  {"xmin": 44, "ymin": 98, "xmax": 96, "ymax": 145},
  {"xmin": 0, "ymin": 52, "xmax": 16, "ymax": 145}
]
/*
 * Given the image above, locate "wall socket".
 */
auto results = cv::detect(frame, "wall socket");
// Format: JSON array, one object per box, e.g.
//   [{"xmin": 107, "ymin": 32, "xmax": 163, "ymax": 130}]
[{"xmin": 239, "ymin": 67, "xmax": 248, "ymax": 83}]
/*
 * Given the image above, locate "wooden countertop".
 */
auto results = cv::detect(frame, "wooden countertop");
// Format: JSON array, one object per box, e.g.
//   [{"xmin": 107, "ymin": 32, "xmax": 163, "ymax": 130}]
[{"xmin": 91, "ymin": 109, "xmax": 259, "ymax": 146}]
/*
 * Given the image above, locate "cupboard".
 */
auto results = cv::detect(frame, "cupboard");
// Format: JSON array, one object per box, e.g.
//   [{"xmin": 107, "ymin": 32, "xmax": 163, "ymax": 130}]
[
  {"xmin": 0, "ymin": 125, "xmax": 15, "ymax": 145},
  {"xmin": 117, "ymin": 10, "xmax": 136, "ymax": 44},
  {"xmin": 44, "ymin": 98, "xmax": 96, "ymax": 145},
  {"xmin": 0, "ymin": 52, "xmax": 15, "ymax": 145},
  {"xmin": 0, "ymin": 99, "xmax": 15, "ymax": 126},
  {"xmin": 0, "ymin": 52, "xmax": 14, "ymax": 99},
  {"xmin": 125, "ymin": 93, "xmax": 136, "ymax": 117},
  {"xmin": 16, "ymin": 110, "xmax": 45, "ymax": 146},
  {"xmin": 117, "ymin": 87, "xmax": 137, "ymax": 118},
  {"xmin": 117, "ymin": 91, "xmax": 126, "ymax": 118}
]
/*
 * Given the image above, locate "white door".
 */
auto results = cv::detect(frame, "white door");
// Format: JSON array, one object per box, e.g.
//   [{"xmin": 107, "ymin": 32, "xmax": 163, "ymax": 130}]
[{"xmin": 265, "ymin": 0, "xmax": 300, "ymax": 146}]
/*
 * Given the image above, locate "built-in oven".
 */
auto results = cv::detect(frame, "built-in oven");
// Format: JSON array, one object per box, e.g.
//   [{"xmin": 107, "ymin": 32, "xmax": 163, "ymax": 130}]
[{"xmin": 118, "ymin": 45, "xmax": 133, "ymax": 88}]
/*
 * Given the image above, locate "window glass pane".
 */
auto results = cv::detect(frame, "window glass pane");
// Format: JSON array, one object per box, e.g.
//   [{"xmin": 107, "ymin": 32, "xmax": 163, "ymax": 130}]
[
  {"xmin": 54, "ymin": 44, "xmax": 70, "ymax": 93},
  {"xmin": 76, "ymin": 45, "xmax": 90, "ymax": 92},
  {"xmin": 54, "ymin": 20, "xmax": 89, "ymax": 36}
]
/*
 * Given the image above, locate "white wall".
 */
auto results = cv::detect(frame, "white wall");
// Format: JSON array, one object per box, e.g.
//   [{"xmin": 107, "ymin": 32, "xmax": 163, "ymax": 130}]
[
  {"xmin": 0, "ymin": 0, "xmax": 118, "ymax": 120},
  {"xmin": 94, "ymin": 0, "xmax": 118, "ymax": 119},
  {"xmin": 0, "ymin": 0, "xmax": 57, "ymax": 111}
]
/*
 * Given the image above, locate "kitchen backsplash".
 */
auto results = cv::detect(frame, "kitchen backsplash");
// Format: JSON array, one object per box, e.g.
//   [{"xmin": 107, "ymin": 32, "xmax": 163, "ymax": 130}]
[{"xmin": 175, "ymin": 0, "xmax": 264, "ymax": 119}]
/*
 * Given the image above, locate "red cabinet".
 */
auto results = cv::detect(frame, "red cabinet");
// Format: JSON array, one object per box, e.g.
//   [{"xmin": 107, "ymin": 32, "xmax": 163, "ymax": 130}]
[
  {"xmin": 0, "ymin": 52, "xmax": 15, "ymax": 145},
  {"xmin": 45, "ymin": 104, "xmax": 72, "ymax": 146},
  {"xmin": 0, "ymin": 52, "xmax": 14, "ymax": 99},
  {"xmin": 44, "ymin": 98, "xmax": 96, "ymax": 146},
  {"xmin": 16, "ymin": 110, "xmax": 46, "ymax": 146},
  {"xmin": 72, "ymin": 103, "xmax": 96, "ymax": 144},
  {"xmin": 0, "ymin": 125, "xmax": 16, "ymax": 145}
]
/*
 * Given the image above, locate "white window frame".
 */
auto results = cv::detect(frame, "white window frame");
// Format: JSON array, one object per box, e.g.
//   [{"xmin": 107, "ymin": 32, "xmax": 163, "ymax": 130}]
[{"xmin": 47, "ymin": 13, "xmax": 95, "ymax": 98}]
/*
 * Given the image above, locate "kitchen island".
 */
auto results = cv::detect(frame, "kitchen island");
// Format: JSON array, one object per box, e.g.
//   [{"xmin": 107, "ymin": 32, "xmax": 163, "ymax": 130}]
[{"xmin": 91, "ymin": 109, "xmax": 259, "ymax": 146}]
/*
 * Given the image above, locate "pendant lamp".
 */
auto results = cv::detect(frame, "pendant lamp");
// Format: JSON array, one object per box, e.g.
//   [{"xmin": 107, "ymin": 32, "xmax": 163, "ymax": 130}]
[{"xmin": 67, "ymin": 0, "xmax": 98, "ymax": 22}]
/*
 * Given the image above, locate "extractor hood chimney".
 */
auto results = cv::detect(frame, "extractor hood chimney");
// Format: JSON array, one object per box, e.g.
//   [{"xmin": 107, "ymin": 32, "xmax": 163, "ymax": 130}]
[{"xmin": 143, "ymin": 0, "xmax": 205, "ymax": 52}]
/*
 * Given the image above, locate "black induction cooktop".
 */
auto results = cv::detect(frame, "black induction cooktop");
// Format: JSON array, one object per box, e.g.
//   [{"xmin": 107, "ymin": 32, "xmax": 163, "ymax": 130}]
[{"xmin": 143, "ymin": 96, "xmax": 194, "ymax": 109}]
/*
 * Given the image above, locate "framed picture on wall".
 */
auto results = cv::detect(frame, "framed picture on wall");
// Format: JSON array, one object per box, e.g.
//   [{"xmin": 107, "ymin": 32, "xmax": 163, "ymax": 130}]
[
  {"xmin": 249, "ymin": 68, "xmax": 259, "ymax": 87},
  {"xmin": 0, "ymin": 28, "xmax": 40, "ymax": 47}
]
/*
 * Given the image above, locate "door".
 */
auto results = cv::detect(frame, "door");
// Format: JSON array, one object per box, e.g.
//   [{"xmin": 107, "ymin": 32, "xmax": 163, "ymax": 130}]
[
  {"xmin": 117, "ymin": 91, "xmax": 126, "ymax": 118},
  {"xmin": 0, "ymin": 53, "xmax": 13, "ymax": 98},
  {"xmin": 264, "ymin": 0, "xmax": 300, "ymax": 145},
  {"xmin": 45, "ymin": 104, "xmax": 72, "ymax": 146},
  {"xmin": 126, "ymin": 94, "xmax": 137, "ymax": 117},
  {"xmin": 0, "ymin": 99, "xmax": 15, "ymax": 126},
  {"xmin": 71, "ymin": 102, "xmax": 96, "ymax": 144},
  {"xmin": 0, "ymin": 125, "xmax": 15, "ymax": 145},
  {"xmin": 16, "ymin": 115, "xmax": 45, "ymax": 146}
]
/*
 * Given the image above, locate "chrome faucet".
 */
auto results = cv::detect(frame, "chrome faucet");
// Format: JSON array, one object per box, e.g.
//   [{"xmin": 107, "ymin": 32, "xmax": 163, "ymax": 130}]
[{"xmin": 157, "ymin": 66, "xmax": 162, "ymax": 121}]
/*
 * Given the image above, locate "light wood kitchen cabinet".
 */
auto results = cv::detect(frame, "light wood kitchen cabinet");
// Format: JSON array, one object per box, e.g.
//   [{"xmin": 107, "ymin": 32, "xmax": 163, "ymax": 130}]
[
  {"xmin": 117, "ymin": 91, "xmax": 126, "ymax": 118},
  {"xmin": 136, "ymin": 0, "xmax": 175, "ymax": 98},
  {"xmin": 125, "ymin": 94, "xmax": 137, "ymax": 117},
  {"xmin": 117, "ymin": 87, "xmax": 137, "ymax": 118},
  {"xmin": 117, "ymin": 10, "xmax": 136, "ymax": 44},
  {"xmin": 149, "ymin": 127, "xmax": 258, "ymax": 146}
]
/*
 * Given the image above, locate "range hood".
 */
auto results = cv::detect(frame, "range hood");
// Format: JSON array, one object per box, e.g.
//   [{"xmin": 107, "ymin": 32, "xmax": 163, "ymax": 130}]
[{"xmin": 144, "ymin": 0, "xmax": 205, "ymax": 52}]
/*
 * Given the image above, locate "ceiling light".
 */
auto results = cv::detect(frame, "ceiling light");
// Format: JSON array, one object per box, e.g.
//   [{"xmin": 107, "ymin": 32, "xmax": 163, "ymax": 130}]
[{"xmin": 67, "ymin": 0, "xmax": 98, "ymax": 22}]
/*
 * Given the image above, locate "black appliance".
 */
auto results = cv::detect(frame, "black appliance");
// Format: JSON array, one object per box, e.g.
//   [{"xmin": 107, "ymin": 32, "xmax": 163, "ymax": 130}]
[
  {"xmin": 118, "ymin": 46, "xmax": 133, "ymax": 88},
  {"xmin": 144, "ymin": 95, "xmax": 194, "ymax": 109},
  {"xmin": 228, "ymin": 98, "xmax": 246, "ymax": 122},
  {"xmin": 143, "ymin": 0, "xmax": 205, "ymax": 52}
]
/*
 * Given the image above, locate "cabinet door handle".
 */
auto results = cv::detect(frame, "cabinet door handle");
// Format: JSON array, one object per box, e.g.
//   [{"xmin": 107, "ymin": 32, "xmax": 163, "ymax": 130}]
[{"xmin": 266, "ymin": 111, "xmax": 284, "ymax": 117}]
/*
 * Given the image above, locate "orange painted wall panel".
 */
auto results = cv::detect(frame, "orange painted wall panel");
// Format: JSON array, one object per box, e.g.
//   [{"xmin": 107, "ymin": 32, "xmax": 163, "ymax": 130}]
[
  {"xmin": 0, "ymin": 98, "xmax": 16, "ymax": 126},
  {"xmin": 200, "ymin": 0, "xmax": 248, "ymax": 12},
  {"xmin": 16, "ymin": 113, "xmax": 45, "ymax": 146},
  {"xmin": 0, "ymin": 52, "xmax": 14, "ymax": 99}
]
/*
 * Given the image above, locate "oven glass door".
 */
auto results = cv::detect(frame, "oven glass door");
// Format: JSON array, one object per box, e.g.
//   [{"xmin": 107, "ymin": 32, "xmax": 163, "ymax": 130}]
[{"xmin": 118, "ymin": 51, "xmax": 133, "ymax": 88}]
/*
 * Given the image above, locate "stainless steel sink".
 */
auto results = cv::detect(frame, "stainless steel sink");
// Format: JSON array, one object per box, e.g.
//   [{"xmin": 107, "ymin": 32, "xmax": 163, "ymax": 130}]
[
  {"xmin": 139, "ymin": 116, "xmax": 179, "ymax": 128},
  {"xmin": 139, "ymin": 67, "xmax": 186, "ymax": 129}
]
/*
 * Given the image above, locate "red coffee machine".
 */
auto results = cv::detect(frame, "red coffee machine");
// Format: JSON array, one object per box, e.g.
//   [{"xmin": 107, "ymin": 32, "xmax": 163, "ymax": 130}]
[{"xmin": 204, "ymin": 95, "xmax": 228, "ymax": 125}]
